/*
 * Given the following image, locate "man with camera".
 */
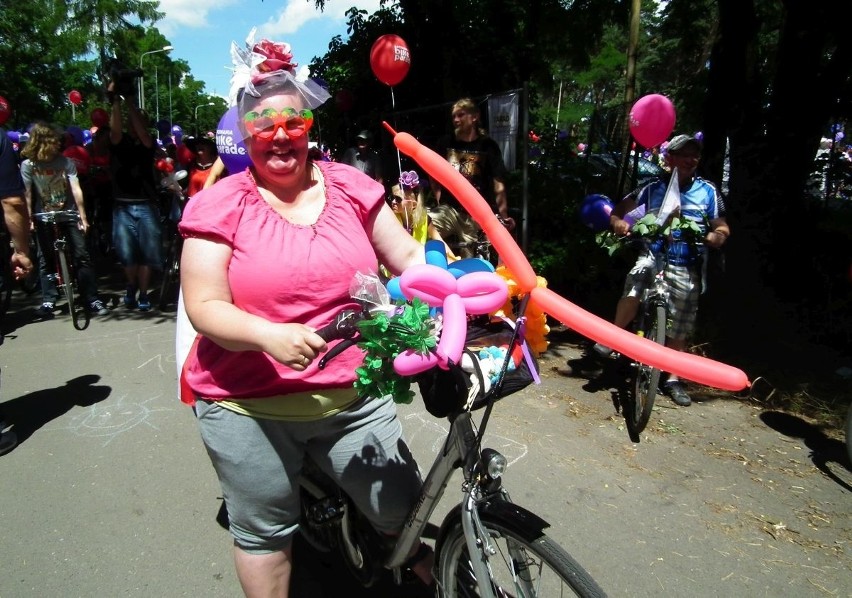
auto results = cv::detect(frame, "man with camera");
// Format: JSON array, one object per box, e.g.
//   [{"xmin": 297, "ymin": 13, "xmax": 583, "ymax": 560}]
[{"xmin": 107, "ymin": 66, "xmax": 162, "ymax": 312}]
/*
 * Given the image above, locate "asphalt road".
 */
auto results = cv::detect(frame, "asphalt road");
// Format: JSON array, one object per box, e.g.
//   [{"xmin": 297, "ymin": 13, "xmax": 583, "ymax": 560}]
[{"xmin": 0, "ymin": 265, "xmax": 849, "ymax": 597}]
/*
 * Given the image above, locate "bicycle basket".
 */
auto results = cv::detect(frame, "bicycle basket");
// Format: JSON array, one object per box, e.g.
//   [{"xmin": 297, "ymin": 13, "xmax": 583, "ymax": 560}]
[{"xmin": 415, "ymin": 317, "xmax": 539, "ymax": 418}]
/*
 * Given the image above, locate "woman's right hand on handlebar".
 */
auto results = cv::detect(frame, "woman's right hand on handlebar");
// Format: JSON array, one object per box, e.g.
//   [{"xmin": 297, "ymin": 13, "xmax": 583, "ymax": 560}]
[
  {"xmin": 259, "ymin": 323, "xmax": 328, "ymax": 371},
  {"xmin": 612, "ymin": 216, "xmax": 632, "ymax": 237}
]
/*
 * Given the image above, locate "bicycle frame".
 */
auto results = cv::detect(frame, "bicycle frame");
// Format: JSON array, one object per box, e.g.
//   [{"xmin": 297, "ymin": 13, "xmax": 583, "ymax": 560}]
[{"xmin": 32, "ymin": 210, "xmax": 89, "ymax": 330}]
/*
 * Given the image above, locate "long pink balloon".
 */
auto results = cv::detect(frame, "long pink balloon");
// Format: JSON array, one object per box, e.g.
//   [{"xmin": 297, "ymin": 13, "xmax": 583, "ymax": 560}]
[
  {"xmin": 531, "ymin": 287, "xmax": 749, "ymax": 390},
  {"xmin": 384, "ymin": 124, "xmax": 751, "ymax": 392}
]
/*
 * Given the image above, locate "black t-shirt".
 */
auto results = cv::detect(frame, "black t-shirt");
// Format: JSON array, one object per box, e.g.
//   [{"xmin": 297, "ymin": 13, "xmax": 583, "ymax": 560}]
[
  {"xmin": 434, "ymin": 134, "xmax": 507, "ymax": 214},
  {"xmin": 110, "ymin": 134, "xmax": 157, "ymax": 201}
]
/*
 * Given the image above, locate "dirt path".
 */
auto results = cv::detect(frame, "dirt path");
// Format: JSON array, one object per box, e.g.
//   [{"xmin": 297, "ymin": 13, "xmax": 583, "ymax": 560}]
[{"xmin": 514, "ymin": 326, "xmax": 852, "ymax": 596}]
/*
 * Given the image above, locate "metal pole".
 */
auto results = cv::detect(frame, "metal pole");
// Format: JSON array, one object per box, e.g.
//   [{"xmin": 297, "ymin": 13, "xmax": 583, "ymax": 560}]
[
  {"xmin": 155, "ymin": 66, "xmax": 160, "ymax": 126},
  {"xmin": 168, "ymin": 74, "xmax": 173, "ymax": 127}
]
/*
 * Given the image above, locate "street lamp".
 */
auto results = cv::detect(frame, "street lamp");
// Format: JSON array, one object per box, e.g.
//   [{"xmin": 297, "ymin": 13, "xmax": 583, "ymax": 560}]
[
  {"xmin": 138, "ymin": 45, "xmax": 173, "ymax": 110},
  {"xmin": 194, "ymin": 102, "xmax": 215, "ymax": 135}
]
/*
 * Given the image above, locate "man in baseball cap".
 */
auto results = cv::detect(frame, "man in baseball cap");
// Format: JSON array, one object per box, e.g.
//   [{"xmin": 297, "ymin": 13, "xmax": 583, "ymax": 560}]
[
  {"xmin": 341, "ymin": 129, "xmax": 383, "ymax": 184},
  {"xmin": 666, "ymin": 134, "xmax": 702, "ymax": 154}
]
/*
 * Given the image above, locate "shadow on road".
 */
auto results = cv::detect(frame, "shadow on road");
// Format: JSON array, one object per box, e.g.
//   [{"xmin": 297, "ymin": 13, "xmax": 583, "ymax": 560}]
[
  {"xmin": 0, "ymin": 373, "xmax": 112, "ymax": 449},
  {"xmin": 759, "ymin": 410, "xmax": 851, "ymax": 491}
]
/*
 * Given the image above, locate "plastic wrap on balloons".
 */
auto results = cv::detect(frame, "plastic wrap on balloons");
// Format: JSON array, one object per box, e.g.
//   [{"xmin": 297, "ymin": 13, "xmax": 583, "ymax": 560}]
[
  {"xmin": 68, "ymin": 90, "xmax": 83, "ymax": 105},
  {"xmin": 216, "ymin": 107, "xmax": 251, "ymax": 174},
  {"xmin": 90, "ymin": 108, "xmax": 109, "ymax": 128},
  {"xmin": 370, "ymin": 35, "xmax": 411, "ymax": 87},
  {"xmin": 580, "ymin": 195, "xmax": 614, "ymax": 232},
  {"xmin": 0, "ymin": 96, "xmax": 11, "ymax": 127},
  {"xmin": 629, "ymin": 94, "xmax": 676, "ymax": 149}
]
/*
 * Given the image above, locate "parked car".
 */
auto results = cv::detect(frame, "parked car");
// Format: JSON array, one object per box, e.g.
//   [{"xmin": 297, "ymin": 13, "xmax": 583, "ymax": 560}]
[{"xmin": 583, "ymin": 152, "xmax": 666, "ymax": 199}]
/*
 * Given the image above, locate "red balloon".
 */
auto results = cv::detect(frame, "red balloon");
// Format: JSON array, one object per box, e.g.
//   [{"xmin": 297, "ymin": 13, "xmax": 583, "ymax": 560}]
[
  {"xmin": 69, "ymin": 90, "xmax": 83, "ymax": 105},
  {"xmin": 91, "ymin": 108, "xmax": 109, "ymax": 128},
  {"xmin": 629, "ymin": 94, "xmax": 676, "ymax": 148},
  {"xmin": 370, "ymin": 35, "xmax": 411, "ymax": 87},
  {"xmin": 176, "ymin": 143, "xmax": 194, "ymax": 165},
  {"xmin": 0, "ymin": 96, "xmax": 10, "ymax": 126}
]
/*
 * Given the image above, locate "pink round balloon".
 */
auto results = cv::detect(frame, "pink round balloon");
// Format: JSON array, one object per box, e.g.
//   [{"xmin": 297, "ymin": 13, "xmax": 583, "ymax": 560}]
[{"xmin": 629, "ymin": 94, "xmax": 676, "ymax": 148}]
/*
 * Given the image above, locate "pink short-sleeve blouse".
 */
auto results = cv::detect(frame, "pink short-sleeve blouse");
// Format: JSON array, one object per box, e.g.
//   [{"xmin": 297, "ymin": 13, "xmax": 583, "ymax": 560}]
[{"xmin": 179, "ymin": 161, "xmax": 385, "ymax": 399}]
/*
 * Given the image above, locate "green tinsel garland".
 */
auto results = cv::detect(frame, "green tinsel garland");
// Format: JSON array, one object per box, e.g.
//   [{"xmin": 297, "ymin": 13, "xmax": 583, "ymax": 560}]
[{"xmin": 353, "ymin": 298, "xmax": 436, "ymax": 404}]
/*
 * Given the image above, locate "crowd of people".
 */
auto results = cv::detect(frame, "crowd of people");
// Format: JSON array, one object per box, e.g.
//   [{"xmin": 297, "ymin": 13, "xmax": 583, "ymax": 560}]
[{"xmin": 0, "ymin": 93, "xmax": 221, "ymax": 320}]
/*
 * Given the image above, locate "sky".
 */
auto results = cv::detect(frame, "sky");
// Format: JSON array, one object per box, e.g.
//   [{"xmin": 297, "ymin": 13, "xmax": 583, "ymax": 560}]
[{"xmin": 155, "ymin": 0, "xmax": 384, "ymax": 98}]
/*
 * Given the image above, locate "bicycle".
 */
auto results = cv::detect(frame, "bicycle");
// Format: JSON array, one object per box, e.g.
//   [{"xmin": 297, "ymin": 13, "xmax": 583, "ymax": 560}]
[
  {"xmin": 157, "ymin": 171, "xmax": 187, "ymax": 311},
  {"xmin": 597, "ymin": 217, "xmax": 706, "ymax": 438},
  {"xmin": 31, "ymin": 210, "xmax": 90, "ymax": 331},
  {"xmin": 302, "ymin": 295, "xmax": 607, "ymax": 597}
]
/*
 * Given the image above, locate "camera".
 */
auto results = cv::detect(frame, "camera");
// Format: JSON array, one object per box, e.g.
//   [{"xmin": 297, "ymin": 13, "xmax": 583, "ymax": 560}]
[{"xmin": 106, "ymin": 58, "xmax": 143, "ymax": 98}]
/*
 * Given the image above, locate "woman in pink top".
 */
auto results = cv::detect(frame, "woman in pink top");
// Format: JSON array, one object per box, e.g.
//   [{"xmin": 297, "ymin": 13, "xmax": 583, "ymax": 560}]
[{"xmin": 179, "ymin": 31, "xmax": 431, "ymax": 595}]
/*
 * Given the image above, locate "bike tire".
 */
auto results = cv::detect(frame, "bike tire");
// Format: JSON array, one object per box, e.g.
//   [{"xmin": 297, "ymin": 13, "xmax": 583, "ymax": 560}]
[
  {"xmin": 58, "ymin": 251, "xmax": 88, "ymax": 331},
  {"xmin": 435, "ymin": 511, "xmax": 606, "ymax": 598},
  {"xmin": 158, "ymin": 236, "xmax": 180, "ymax": 310},
  {"xmin": 628, "ymin": 304, "xmax": 666, "ymax": 435},
  {"xmin": 845, "ymin": 401, "xmax": 852, "ymax": 467}
]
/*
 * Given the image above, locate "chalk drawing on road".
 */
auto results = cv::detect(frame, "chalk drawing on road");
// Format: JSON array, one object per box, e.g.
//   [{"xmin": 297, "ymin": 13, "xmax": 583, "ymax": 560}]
[
  {"xmin": 49, "ymin": 393, "xmax": 172, "ymax": 447},
  {"xmin": 402, "ymin": 412, "xmax": 528, "ymax": 466}
]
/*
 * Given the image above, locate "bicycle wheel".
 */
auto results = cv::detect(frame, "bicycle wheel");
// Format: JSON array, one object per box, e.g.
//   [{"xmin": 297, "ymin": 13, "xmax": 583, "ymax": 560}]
[
  {"xmin": 845, "ymin": 401, "xmax": 852, "ymax": 467},
  {"xmin": 158, "ymin": 235, "xmax": 181, "ymax": 310},
  {"xmin": 628, "ymin": 304, "xmax": 666, "ymax": 435},
  {"xmin": 58, "ymin": 250, "xmax": 89, "ymax": 331},
  {"xmin": 436, "ymin": 511, "xmax": 605, "ymax": 597}
]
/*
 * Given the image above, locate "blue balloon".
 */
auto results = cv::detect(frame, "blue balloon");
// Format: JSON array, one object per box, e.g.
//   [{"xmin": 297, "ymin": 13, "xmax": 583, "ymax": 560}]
[
  {"xmin": 171, "ymin": 124, "xmax": 183, "ymax": 139},
  {"xmin": 6, "ymin": 131, "xmax": 19, "ymax": 143},
  {"xmin": 386, "ymin": 277, "xmax": 405, "ymax": 301},
  {"xmin": 425, "ymin": 240, "xmax": 448, "ymax": 269},
  {"xmin": 582, "ymin": 193, "xmax": 611, "ymax": 207},
  {"xmin": 580, "ymin": 197, "xmax": 614, "ymax": 232},
  {"xmin": 65, "ymin": 125, "xmax": 84, "ymax": 146},
  {"xmin": 448, "ymin": 258, "xmax": 495, "ymax": 279},
  {"xmin": 82, "ymin": 129, "xmax": 92, "ymax": 144}
]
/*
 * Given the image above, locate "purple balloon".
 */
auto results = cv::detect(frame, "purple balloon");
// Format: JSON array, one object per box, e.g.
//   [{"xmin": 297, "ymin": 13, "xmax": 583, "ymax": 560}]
[
  {"xmin": 216, "ymin": 107, "xmax": 251, "ymax": 174},
  {"xmin": 171, "ymin": 124, "xmax": 183, "ymax": 139},
  {"xmin": 66, "ymin": 125, "xmax": 84, "ymax": 146},
  {"xmin": 6, "ymin": 131, "xmax": 19, "ymax": 143}
]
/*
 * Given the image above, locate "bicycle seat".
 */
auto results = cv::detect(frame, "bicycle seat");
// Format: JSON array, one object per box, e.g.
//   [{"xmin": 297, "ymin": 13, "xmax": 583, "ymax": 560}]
[{"xmin": 33, "ymin": 211, "xmax": 79, "ymax": 225}]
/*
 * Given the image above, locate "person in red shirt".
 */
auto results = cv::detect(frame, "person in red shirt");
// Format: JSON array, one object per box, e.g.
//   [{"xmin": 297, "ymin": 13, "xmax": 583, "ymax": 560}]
[{"xmin": 184, "ymin": 137, "xmax": 219, "ymax": 198}]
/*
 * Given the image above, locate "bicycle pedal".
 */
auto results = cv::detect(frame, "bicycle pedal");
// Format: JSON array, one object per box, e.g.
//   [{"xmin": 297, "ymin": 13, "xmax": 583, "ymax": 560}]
[{"xmin": 307, "ymin": 496, "xmax": 346, "ymax": 525}]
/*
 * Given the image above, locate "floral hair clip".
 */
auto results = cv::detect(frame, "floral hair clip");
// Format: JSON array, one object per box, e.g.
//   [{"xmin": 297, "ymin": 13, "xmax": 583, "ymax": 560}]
[{"xmin": 399, "ymin": 170, "xmax": 420, "ymax": 190}]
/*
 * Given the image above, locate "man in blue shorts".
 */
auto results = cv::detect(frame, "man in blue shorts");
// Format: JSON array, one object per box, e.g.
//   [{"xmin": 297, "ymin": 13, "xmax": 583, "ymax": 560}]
[
  {"xmin": 593, "ymin": 134, "xmax": 730, "ymax": 406},
  {"xmin": 108, "ymin": 81, "xmax": 162, "ymax": 312}
]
